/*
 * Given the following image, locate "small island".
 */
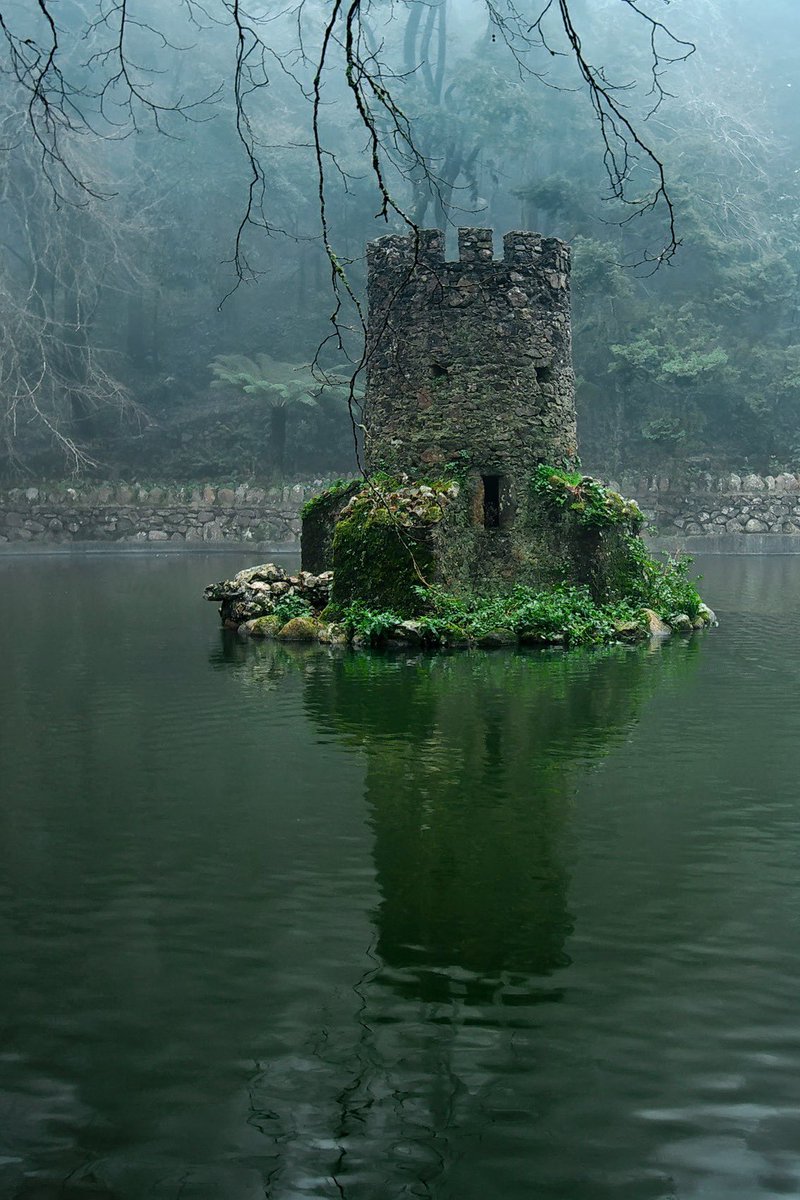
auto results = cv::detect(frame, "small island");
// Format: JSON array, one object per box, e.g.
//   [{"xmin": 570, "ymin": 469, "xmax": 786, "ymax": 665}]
[{"xmin": 206, "ymin": 229, "xmax": 716, "ymax": 650}]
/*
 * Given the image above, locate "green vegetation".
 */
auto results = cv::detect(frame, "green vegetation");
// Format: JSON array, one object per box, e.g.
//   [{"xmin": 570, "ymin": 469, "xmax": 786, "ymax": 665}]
[
  {"xmin": 272, "ymin": 594, "xmax": 313, "ymax": 626},
  {"xmin": 416, "ymin": 584, "xmax": 643, "ymax": 646},
  {"xmin": 319, "ymin": 467, "xmax": 705, "ymax": 645},
  {"xmin": 337, "ymin": 546, "xmax": 705, "ymax": 649},
  {"xmin": 620, "ymin": 540, "xmax": 704, "ymax": 623},
  {"xmin": 531, "ymin": 465, "xmax": 644, "ymax": 531},
  {"xmin": 330, "ymin": 506, "xmax": 434, "ymax": 617}
]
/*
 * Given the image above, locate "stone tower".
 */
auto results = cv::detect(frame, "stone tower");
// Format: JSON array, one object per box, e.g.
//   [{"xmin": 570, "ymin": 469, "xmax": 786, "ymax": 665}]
[
  {"xmin": 303, "ymin": 226, "xmax": 641, "ymax": 604},
  {"xmin": 364, "ymin": 227, "xmax": 578, "ymax": 517}
]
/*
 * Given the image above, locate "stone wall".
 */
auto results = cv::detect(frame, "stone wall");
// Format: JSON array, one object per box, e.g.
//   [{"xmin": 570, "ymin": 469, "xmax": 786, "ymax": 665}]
[
  {"xmin": 364, "ymin": 228, "xmax": 577, "ymax": 478},
  {"xmin": 0, "ymin": 482, "xmax": 327, "ymax": 547},
  {"xmin": 617, "ymin": 472, "xmax": 800, "ymax": 537},
  {"xmin": 6, "ymin": 472, "xmax": 800, "ymax": 548}
]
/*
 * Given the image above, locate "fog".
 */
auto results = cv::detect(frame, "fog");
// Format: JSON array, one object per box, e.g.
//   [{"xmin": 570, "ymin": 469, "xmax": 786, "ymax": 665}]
[{"xmin": 1, "ymin": 0, "xmax": 798, "ymax": 482}]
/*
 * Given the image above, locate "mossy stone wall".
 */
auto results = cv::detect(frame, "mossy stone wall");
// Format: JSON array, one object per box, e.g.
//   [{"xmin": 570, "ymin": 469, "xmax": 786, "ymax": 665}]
[
  {"xmin": 329, "ymin": 508, "xmax": 434, "ymax": 616},
  {"xmin": 429, "ymin": 484, "xmax": 641, "ymax": 604},
  {"xmin": 308, "ymin": 472, "xmax": 646, "ymax": 619}
]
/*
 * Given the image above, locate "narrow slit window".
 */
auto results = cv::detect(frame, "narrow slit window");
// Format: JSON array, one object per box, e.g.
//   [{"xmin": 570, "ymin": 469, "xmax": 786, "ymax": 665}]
[
  {"xmin": 535, "ymin": 364, "xmax": 553, "ymax": 385},
  {"xmin": 482, "ymin": 475, "xmax": 501, "ymax": 528}
]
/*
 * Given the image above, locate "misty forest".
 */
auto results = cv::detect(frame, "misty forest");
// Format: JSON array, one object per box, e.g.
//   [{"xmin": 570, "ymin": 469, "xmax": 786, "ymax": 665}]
[
  {"xmin": 2, "ymin": 0, "xmax": 798, "ymax": 483},
  {"xmin": 5, "ymin": 4, "xmax": 800, "ymax": 1200}
]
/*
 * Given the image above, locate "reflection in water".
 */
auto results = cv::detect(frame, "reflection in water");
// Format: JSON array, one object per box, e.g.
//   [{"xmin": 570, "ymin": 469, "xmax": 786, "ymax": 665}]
[
  {"xmin": 304, "ymin": 647, "xmax": 680, "ymax": 1003},
  {"xmin": 228, "ymin": 638, "xmax": 699, "ymax": 1197}
]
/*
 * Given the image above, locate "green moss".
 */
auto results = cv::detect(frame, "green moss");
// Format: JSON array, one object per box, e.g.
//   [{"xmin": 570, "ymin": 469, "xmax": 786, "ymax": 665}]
[
  {"xmin": 330, "ymin": 506, "xmax": 434, "ymax": 616},
  {"xmin": 301, "ymin": 478, "xmax": 363, "ymax": 573},
  {"xmin": 245, "ymin": 615, "xmax": 282, "ymax": 638},
  {"xmin": 531, "ymin": 464, "xmax": 644, "ymax": 532},
  {"xmin": 327, "ymin": 477, "xmax": 458, "ymax": 616},
  {"xmin": 300, "ymin": 477, "xmax": 361, "ymax": 520},
  {"xmin": 277, "ymin": 616, "xmax": 320, "ymax": 641}
]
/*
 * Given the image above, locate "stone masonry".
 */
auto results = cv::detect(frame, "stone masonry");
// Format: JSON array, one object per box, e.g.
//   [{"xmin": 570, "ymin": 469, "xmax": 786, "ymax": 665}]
[
  {"xmin": 364, "ymin": 228, "xmax": 577, "ymax": 485},
  {"xmin": 619, "ymin": 472, "xmax": 800, "ymax": 537},
  {"xmin": 0, "ymin": 482, "xmax": 323, "ymax": 547}
]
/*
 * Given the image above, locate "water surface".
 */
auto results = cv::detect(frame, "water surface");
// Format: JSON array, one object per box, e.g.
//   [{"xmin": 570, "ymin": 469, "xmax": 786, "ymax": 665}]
[{"xmin": 1, "ymin": 553, "xmax": 799, "ymax": 1199}]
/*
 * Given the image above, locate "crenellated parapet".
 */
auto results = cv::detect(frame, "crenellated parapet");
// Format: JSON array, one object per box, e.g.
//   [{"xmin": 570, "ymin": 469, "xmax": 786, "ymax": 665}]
[{"xmin": 363, "ymin": 227, "xmax": 577, "ymax": 482}]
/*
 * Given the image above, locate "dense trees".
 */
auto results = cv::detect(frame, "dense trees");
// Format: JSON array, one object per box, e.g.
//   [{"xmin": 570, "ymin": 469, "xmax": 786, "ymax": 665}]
[{"xmin": 0, "ymin": 0, "xmax": 798, "ymax": 481}]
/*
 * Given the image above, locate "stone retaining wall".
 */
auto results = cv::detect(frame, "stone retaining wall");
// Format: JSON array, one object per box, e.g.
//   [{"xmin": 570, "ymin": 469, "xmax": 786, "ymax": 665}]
[
  {"xmin": 0, "ymin": 482, "xmax": 328, "ymax": 547},
  {"xmin": 4, "ymin": 472, "xmax": 800, "ymax": 547},
  {"xmin": 617, "ymin": 472, "xmax": 800, "ymax": 537}
]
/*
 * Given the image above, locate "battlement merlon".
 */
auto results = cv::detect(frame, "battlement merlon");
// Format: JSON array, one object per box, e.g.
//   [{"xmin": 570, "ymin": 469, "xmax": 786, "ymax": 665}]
[
  {"xmin": 502, "ymin": 231, "xmax": 570, "ymax": 277},
  {"xmin": 366, "ymin": 227, "xmax": 570, "ymax": 283},
  {"xmin": 366, "ymin": 229, "xmax": 445, "ymax": 272}
]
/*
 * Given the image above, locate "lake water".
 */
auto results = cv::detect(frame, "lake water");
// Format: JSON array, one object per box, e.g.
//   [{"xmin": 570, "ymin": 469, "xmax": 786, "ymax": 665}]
[{"xmin": 2, "ymin": 552, "xmax": 800, "ymax": 1199}]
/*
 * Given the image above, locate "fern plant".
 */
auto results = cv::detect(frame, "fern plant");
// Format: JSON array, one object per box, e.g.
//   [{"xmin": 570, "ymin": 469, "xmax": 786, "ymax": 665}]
[{"xmin": 209, "ymin": 353, "xmax": 321, "ymax": 477}]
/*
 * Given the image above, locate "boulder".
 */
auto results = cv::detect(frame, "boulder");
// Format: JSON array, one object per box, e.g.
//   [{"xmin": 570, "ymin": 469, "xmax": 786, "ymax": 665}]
[
  {"xmin": 643, "ymin": 609, "xmax": 672, "ymax": 637},
  {"xmin": 317, "ymin": 623, "xmax": 348, "ymax": 645},
  {"xmin": 613, "ymin": 617, "xmax": 646, "ymax": 641},
  {"xmin": 243, "ymin": 615, "xmax": 282, "ymax": 638},
  {"xmin": 235, "ymin": 563, "xmax": 287, "ymax": 586},
  {"xmin": 697, "ymin": 603, "xmax": 718, "ymax": 627},
  {"xmin": 277, "ymin": 616, "xmax": 320, "ymax": 641},
  {"xmin": 477, "ymin": 628, "xmax": 517, "ymax": 649},
  {"xmin": 392, "ymin": 620, "xmax": 425, "ymax": 645}
]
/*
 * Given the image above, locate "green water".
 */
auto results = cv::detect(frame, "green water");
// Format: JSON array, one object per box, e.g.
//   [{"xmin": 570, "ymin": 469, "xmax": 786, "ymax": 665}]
[{"xmin": 1, "ymin": 553, "xmax": 799, "ymax": 1199}]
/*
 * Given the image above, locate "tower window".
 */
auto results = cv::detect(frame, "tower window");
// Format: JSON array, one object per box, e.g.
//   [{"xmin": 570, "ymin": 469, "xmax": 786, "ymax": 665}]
[
  {"xmin": 482, "ymin": 475, "xmax": 501, "ymax": 528},
  {"xmin": 430, "ymin": 362, "xmax": 449, "ymax": 379},
  {"xmin": 535, "ymin": 364, "xmax": 554, "ymax": 385}
]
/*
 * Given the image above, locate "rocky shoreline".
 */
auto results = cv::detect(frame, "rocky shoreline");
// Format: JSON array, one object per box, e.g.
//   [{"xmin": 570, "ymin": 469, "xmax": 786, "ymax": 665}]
[{"xmin": 204, "ymin": 561, "xmax": 717, "ymax": 650}]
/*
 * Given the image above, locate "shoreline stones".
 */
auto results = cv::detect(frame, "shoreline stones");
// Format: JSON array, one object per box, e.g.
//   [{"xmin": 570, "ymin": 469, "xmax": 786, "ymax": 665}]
[
  {"xmin": 203, "ymin": 563, "xmax": 332, "ymax": 627},
  {"xmin": 204, "ymin": 562, "xmax": 718, "ymax": 651}
]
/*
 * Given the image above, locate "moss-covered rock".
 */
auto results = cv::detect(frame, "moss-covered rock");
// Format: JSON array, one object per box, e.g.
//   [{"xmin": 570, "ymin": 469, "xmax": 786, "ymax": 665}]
[
  {"xmin": 478, "ymin": 628, "xmax": 517, "ymax": 648},
  {"xmin": 317, "ymin": 622, "xmax": 348, "ymax": 645},
  {"xmin": 612, "ymin": 617, "xmax": 647, "ymax": 641},
  {"xmin": 243, "ymin": 615, "xmax": 282, "ymax": 638},
  {"xmin": 204, "ymin": 562, "xmax": 332, "ymax": 628},
  {"xmin": 277, "ymin": 616, "xmax": 321, "ymax": 641},
  {"xmin": 698, "ymin": 603, "xmax": 718, "ymax": 627}
]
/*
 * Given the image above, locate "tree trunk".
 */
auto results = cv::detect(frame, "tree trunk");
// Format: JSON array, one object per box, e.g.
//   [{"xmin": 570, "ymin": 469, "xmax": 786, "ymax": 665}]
[{"xmin": 270, "ymin": 406, "xmax": 287, "ymax": 478}]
